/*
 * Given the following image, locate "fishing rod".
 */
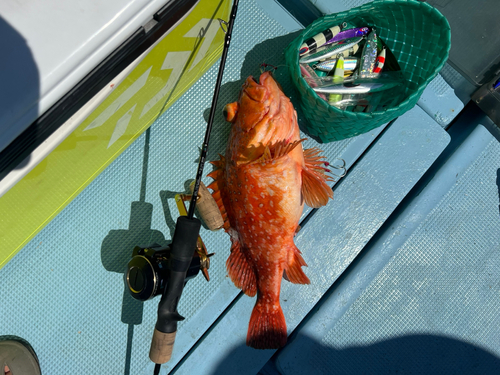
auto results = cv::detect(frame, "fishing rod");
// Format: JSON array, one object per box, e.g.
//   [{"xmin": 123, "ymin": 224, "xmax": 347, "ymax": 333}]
[
  {"xmin": 188, "ymin": 0, "xmax": 239, "ymax": 219},
  {"xmin": 149, "ymin": 0, "xmax": 239, "ymax": 373}
]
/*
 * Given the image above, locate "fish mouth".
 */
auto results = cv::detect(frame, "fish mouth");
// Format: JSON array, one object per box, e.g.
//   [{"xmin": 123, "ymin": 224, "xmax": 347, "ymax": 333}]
[{"xmin": 237, "ymin": 72, "xmax": 274, "ymax": 131}]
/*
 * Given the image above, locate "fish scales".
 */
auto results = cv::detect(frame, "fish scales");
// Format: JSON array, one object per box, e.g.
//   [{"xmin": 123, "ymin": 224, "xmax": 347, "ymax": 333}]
[{"xmin": 208, "ymin": 72, "xmax": 334, "ymax": 349}]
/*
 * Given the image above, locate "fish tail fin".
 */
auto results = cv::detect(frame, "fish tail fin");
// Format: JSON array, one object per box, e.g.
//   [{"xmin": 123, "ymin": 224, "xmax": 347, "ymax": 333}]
[
  {"xmin": 226, "ymin": 239, "xmax": 257, "ymax": 297},
  {"xmin": 283, "ymin": 244, "xmax": 310, "ymax": 285},
  {"xmin": 302, "ymin": 147, "xmax": 334, "ymax": 208},
  {"xmin": 247, "ymin": 299, "xmax": 287, "ymax": 349}
]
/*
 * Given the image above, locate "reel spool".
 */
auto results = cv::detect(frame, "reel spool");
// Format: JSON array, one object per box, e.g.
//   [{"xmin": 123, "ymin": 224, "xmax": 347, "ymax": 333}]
[{"xmin": 125, "ymin": 244, "xmax": 201, "ymax": 302}]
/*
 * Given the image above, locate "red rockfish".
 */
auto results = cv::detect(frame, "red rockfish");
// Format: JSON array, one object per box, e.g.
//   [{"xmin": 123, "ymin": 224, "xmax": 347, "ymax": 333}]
[{"xmin": 208, "ymin": 72, "xmax": 333, "ymax": 349}]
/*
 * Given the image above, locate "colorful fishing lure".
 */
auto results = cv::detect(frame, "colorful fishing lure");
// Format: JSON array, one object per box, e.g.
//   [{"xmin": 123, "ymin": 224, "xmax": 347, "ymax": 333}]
[
  {"xmin": 326, "ymin": 27, "xmax": 370, "ymax": 44},
  {"xmin": 372, "ymin": 48, "xmax": 386, "ymax": 74},
  {"xmin": 312, "ymin": 81, "xmax": 400, "ymax": 94},
  {"xmin": 328, "ymin": 56, "xmax": 344, "ymax": 105},
  {"xmin": 300, "ymin": 64, "xmax": 327, "ymax": 100},
  {"xmin": 299, "ymin": 25, "xmax": 343, "ymax": 55},
  {"xmin": 299, "ymin": 37, "xmax": 363, "ymax": 64},
  {"xmin": 313, "ymin": 57, "xmax": 359, "ymax": 72},
  {"xmin": 359, "ymin": 30, "xmax": 378, "ymax": 78}
]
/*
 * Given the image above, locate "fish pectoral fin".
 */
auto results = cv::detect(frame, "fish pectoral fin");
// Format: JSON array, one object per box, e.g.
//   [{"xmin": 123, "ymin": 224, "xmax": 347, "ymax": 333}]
[
  {"xmin": 283, "ymin": 244, "xmax": 310, "ymax": 285},
  {"xmin": 302, "ymin": 167, "xmax": 334, "ymax": 208},
  {"xmin": 301, "ymin": 147, "xmax": 334, "ymax": 208},
  {"xmin": 226, "ymin": 239, "xmax": 257, "ymax": 297},
  {"xmin": 249, "ymin": 138, "xmax": 306, "ymax": 165}
]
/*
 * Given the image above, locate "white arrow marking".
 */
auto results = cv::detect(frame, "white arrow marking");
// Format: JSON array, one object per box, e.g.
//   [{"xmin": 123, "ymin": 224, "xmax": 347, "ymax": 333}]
[
  {"xmin": 84, "ymin": 67, "xmax": 152, "ymax": 131},
  {"xmin": 139, "ymin": 18, "xmax": 220, "ymax": 119},
  {"xmin": 184, "ymin": 18, "xmax": 221, "ymax": 72},
  {"xmin": 107, "ymin": 104, "xmax": 136, "ymax": 148},
  {"xmin": 140, "ymin": 51, "xmax": 191, "ymax": 118}
]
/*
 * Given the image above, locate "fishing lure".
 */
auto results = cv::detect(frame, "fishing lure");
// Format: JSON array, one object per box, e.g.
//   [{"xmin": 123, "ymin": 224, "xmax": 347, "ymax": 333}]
[
  {"xmin": 334, "ymin": 98, "xmax": 371, "ymax": 108},
  {"xmin": 326, "ymin": 27, "xmax": 370, "ymax": 44},
  {"xmin": 372, "ymin": 48, "xmax": 386, "ymax": 74},
  {"xmin": 312, "ymin": 81, "xmax": 400, "ymax": 94},
  {"xmin": 313, "ymin": 57, "xmax": 359, "ymax": 72},
  {"xmin": 299, "ymin": 25, "xmax": 343, "ymax": 55},
  {"xmin": 359, "ymin": 30, "xmax": 378, "ymax": 78},
  {"xmin": 328, "ymin": 56, "xmax": 344, "ymax": 106},
  {"xmin": 300, "ymin": 64, "xmax": 327, "ymax": 100},
  {"xmin": 299, "ymin": 37, "xmax": 363, "ymax": 64}
]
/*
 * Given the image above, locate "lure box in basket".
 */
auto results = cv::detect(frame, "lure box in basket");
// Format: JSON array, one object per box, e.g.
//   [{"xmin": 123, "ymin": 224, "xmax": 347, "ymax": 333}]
[{"xmin": 285, "ymin": 0, "xmax": 451, "ymax": 143}]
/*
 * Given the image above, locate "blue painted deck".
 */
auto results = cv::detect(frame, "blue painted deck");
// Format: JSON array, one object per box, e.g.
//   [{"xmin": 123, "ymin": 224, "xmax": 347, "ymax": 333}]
[
  {"xmin": 271, "ymin": 121, "xmax": 500, "ymax": 375},
  {"xmin": 1, "ymin": 1, "xmax": 500, "ymax": 375}
]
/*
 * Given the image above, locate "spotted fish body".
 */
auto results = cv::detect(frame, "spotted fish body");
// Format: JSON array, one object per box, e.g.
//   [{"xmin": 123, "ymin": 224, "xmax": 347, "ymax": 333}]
[{"xmin": 208, "ymin": 72, "xmax": 334, "ymax": 349}]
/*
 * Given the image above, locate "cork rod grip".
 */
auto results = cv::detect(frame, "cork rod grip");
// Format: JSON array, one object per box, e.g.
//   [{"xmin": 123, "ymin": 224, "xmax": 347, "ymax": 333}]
[
  {"xmin": 149, "ymin": 329, "xmax": 176, "ymax": 364},
  {"xmin": 190, "ymin": 181, "xmax": 224, "ymax": 231}
]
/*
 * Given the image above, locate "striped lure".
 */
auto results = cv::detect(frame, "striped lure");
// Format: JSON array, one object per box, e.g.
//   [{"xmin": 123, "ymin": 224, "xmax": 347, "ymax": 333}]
[
  {"xmin": 299, "ymin": 25, "xmax": 342, "ymax": 55},
  {"xmin": 372, "ymin": 48, "xmax": 386, "ymax": 74}
]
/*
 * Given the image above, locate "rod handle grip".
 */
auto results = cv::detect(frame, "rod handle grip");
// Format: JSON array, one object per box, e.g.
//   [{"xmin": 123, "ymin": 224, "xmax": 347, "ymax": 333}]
[
  {"xmin": 190, "ymin": 181, "xmax": 224, "ymax": 231},
  {"xmin": 149, "ymin": 329, "xmax": 176, "ymax": 364}
]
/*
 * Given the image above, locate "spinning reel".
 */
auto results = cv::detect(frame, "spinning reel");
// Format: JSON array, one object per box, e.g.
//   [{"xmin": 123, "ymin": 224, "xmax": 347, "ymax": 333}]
[
  {"xmin": 125, "ymin": 184, "xmax": 218, "ymax": 302},
  {"xmin": 126, "ymin": 243, "xmax": 203, "ymax": 302}
]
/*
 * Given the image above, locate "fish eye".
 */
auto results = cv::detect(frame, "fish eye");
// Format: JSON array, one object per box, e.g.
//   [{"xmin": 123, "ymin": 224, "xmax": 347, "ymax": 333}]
[{"xmin": 223, "ymin": 103, "xmax": 238, "ymax": 122}]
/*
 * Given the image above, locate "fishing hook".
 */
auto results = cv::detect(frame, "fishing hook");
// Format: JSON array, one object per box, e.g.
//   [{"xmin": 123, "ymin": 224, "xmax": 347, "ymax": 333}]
[
  {"xmin": 326, "ymin": 158, "xmax": 347, "ymax": 180},
  {"xmin": 260, "ymin": 63, "xmax": 278, "ymax": 74}
]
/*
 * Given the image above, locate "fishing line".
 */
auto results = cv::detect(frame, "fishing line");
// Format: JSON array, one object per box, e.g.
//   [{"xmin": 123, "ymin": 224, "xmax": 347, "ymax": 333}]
[
  {"xmin": 210, "ymin": 31, "xmax": 295, "ymax": 81},
  {"xmin": 147, "ymin": 0, "xmax": 227, "ymax": 132}
]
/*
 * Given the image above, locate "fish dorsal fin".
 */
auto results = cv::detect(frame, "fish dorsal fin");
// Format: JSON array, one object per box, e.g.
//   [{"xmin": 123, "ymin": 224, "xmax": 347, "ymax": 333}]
[
  {"xmin": 250, "ymin": 138, "xmax": 306, "ymax": 165},
  {"xmin": 208, "ymin": 154, "xmax": 231, "ymax": 231},
  {"xmin": 226, "ymin": 239, "xmax": 257, "ymax": 297},
  {"xmin": 283, "ymin": 243, "xmax": 310, "ymax": 284},
  {"xmin": 301, "ymin": 147, "xmax": 334, "ymax": 208}
]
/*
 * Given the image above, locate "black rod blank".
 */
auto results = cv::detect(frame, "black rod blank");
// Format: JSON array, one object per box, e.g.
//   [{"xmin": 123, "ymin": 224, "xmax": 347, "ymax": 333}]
[{"xmin": 187, "ymin": 0, "xmax": 239, "ymax": 219}]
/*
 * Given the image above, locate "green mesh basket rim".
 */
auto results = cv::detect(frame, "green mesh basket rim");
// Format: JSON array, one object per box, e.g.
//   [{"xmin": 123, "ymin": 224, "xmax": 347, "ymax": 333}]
[{"xmin": 286, "ymin": 0, "xmax": 451, "ymax": 121}]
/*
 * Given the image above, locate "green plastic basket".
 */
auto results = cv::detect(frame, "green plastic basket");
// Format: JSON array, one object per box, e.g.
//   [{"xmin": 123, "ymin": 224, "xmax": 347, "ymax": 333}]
[{"xmin": 285, "ymin": 0, "xmax": 451, "ymax": 143}]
